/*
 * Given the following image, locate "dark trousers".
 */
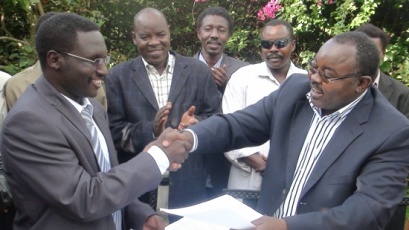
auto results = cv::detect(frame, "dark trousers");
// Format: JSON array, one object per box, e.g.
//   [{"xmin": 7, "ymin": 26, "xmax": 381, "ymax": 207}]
[{"xmin": 0, "ymin": 204, "xmax": 15, "ymax": 230}]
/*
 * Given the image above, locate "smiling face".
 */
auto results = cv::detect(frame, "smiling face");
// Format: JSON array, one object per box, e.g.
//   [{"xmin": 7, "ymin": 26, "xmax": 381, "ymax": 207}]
[
  {"xmin": 308, "ymin": 39, "xmax": 369, "ymax": 115},
  {"xmin": 132, "ymin": 9, "xmax": 170, "ymax": 73},
  {"xmin": 197, "ymin": 14, "xmax": 230, "ymax": 60},
  {"xmin": 261, "ymin": 24, "xmax": 295, "ymax": 72},
  {"xmin": 57, "ymin": 31, "xmax": 108, "ymax": 102}
]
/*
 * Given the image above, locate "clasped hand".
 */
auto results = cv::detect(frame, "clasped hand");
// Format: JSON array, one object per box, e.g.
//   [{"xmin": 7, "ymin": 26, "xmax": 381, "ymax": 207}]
[{"xmin": 145, "ymin": 128, "xmax": 193, "ymax": 171}]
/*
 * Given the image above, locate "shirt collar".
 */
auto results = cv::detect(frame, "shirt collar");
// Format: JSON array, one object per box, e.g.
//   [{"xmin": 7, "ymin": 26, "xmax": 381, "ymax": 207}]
[
  {"xmin": 198, "ymin": 52, "xmax": 223, "ymax": 68},
  {"xmin": 62, "ymin": 95, "xmax": 92, "ymax": 115},
  {"xmin": 373, "ymin": 69, "xmax": 380, "ymax": 88},
  {"xmin": 258, "ymin": 61, "xmax": 298, "ymax": 82},
  {"xmin": 142, "ymin": 52, "xmax": 175, "ymax": 74},
  {"xmin": 306, "ymin": 89, "xmax": 368, "ymax": 119}
]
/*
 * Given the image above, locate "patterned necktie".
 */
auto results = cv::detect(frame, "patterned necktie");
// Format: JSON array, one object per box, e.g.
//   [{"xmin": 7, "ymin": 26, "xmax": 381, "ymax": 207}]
[{"xmin": 81, "ymin": 105, "xmax": 122, "ymax": 230}]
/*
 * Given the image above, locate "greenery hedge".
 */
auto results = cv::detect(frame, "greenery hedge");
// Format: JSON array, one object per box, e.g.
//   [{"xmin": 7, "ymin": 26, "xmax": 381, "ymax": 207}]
[{"xmin": 1, "ymin": 0, "xmax": 408, "ymax": 85}]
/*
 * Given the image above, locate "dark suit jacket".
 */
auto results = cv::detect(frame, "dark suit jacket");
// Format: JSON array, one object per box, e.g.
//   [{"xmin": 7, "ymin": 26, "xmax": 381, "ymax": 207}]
[
  {"xmin": 193, "ymin": 52, "xmax": 249, "ymax": 197},
  {"xmin": 1, "ymin": 76, "xmax": 161, "ymax": 230},
  {"xmin": 106, "ymin": 51, "xmax": 221, "ymax": 208},
  {"xmin": 190, "ymin": 74, "xmax": 409, "ymax": 229},
  {"xmin": 378, "ymin": 71, "xmax": 409, "ymax": 119},
  {"xmin": 193, "ymin": 52, "xmax": 249, "ymax": 92}
]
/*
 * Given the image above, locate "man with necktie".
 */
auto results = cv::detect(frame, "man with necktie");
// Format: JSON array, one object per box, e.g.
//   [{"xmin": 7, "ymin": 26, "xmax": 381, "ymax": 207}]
[{"xmin": 1, "ymin": 12, "xmax": 190, "ymax": 230}]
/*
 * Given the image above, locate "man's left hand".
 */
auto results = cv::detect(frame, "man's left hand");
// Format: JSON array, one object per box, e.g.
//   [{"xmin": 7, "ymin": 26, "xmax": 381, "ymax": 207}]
[
  {"xmin": 252, "ymin": 216, "xmax": 288, "ymax": 230},
  {"xmin": 177, "ymin": 106, "xmax": 198, "ymax": 130},
  {"xmin": 143, "ymin": 214, "xmax": 168, "ymax": 230},
  {"xmin": 212, "ymin": 64, "xmax": 228, "ymax": 91}
]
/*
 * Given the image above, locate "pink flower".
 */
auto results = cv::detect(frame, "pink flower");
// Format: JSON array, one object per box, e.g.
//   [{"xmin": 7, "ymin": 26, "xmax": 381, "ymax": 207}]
[
  {"xmin": 257, "ymin": 0, "xmax": 282, "ymax": 21},
  {"xmin": 328, "ymin": 0, "xmax": 334, "ymax": 4}
]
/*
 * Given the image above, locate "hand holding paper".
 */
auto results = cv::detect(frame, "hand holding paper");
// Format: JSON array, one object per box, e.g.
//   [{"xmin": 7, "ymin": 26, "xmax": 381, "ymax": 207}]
[{"xmin": 161, "ymin": 195, "xmax": 262, "ymax": 229}]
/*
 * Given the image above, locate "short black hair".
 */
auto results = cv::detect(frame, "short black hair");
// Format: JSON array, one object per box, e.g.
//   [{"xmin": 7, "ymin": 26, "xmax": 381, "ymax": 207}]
[
  {"xmin": 355, "ymin": 23, "xmax": 389, "ymax": 53},
  {"xmin": 34, "ymin": 12, "xmax": 59, "ymax": 34},
  {"xmin": 263, "ymin": 19, "xmax": 294, "ymax": 40},
  {"xmin": 196, "ymin": 7, "xmax": 234, "ymax": 36},
  {"xmin": 35, "ymin": 12, "xmax": 100, "ymax": 69},
  {"xmin": 333, "ymin": 31, "xmax": 380, "ymax": 81}
]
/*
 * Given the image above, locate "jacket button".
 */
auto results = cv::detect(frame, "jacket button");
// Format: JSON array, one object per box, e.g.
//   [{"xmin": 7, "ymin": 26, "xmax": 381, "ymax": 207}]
[{"xmin": 282, "ymin": 189, "xmax": 286, "ymax": 195}]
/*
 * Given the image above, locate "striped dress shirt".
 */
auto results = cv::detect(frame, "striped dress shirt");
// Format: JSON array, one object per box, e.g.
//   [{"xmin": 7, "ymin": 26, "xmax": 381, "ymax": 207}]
[{"xmin": 274, "ymin": 90, "xmax": 367, "ymax": 218}]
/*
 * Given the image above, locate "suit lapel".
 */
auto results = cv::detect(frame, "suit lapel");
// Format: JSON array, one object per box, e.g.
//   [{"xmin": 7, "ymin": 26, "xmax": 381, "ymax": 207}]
[
  {"xmin": 220, "ymin": 54, "xmax": 231, "ymax": 68},
  {"xmin": 34, "ymin": 76, "xmax": 100, "ymax": 172},
  {"xmin": 91, "ymin": 100, "xmax": 119, "ymax": 167},
  {"xmin": 168, "ymin": 53, "xmax": 189, "ymax": 104},
  {"xmin": 378, "ymin": 73, "xmax": 393, "ymax": 101},
  {"xmin": 300, "ymin": 92, "xmax": 371, "ymax": 198},
  {"xmin": 286, "ymin": 100, "xmax": 314, "ymax": 188},
  {"xmin": 131, "ymin": 57, "xmax": 159, "ymax": 110}
]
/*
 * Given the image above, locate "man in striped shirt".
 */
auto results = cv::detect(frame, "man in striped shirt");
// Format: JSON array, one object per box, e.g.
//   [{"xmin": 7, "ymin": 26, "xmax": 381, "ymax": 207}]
[{"xmin": 175, "ymin": 31, "xmax": 409, "ymax": 229}]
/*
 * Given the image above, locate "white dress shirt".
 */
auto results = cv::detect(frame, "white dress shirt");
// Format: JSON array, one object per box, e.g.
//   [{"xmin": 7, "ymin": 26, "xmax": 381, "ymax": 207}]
[{"xmin": 223, "ymin": 61, "xmax": 306, "ymax": 190}]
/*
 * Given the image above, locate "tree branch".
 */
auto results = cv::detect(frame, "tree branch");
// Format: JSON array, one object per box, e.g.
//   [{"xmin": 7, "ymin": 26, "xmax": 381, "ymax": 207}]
[
  {"xmin": 1, "ymin": 13, "xmax": 15, "ymax": 39},
  {"xmin": 0, "ymin": 36, "xmax": 28, "ymax": 45}
]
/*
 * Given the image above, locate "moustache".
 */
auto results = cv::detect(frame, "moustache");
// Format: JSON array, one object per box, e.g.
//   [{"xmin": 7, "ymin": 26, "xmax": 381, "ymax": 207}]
[
  {"xmin": 206, "ymin": 40, "xmax": 222, "ymax": 45},
  {"xmin": 310, "ymin": 82, "xmax": 322, "ymax": 92}
]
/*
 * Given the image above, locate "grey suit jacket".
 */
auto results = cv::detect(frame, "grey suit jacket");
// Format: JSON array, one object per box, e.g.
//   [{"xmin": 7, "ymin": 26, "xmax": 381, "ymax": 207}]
[
  {"xmin": 106, "ymin": 51, "xmax": 221, "ymax": 208},
  {"xmin": 194, "ymin": 52, "xmax": 248, "ymax": 94},
  {"xmin": 190, "ymin": 74, "xmax": 409, "ymax": 229},
  {"xmin": 378, "ymin": 71, "xmax": 409, "ymax": 119},
  {"xmin": 1, "ymin": 76, "xmax": 161, "ymax": 230}
]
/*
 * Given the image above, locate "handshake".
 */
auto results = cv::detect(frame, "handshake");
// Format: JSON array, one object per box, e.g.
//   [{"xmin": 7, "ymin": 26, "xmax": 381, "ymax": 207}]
[{"xmin": 144, "ymin": 128, "xmax": 194, "ymax": 170}]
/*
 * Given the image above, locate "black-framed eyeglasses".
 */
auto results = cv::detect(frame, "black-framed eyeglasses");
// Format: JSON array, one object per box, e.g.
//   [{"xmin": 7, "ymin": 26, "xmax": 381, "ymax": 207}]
[
  {"xmin": 59, "ymin": 52, "xmax": 111, "ymax": 67},
  {"xmin": 308, "ymin": 59, "xmax": 360, "ymax": 83},
  {"xmin": 261, "ymin": 39, "xmax": 291, "ymax": 49}
]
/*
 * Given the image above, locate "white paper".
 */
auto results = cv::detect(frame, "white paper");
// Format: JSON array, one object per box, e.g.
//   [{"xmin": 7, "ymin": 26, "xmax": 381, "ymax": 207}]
[
  {"xmin": 161, "ymin": 195, "xmax": 262, "ymax": 229},
  {"xmin": 165, "ymin": 217, "xmax": 229, "ymax": 230}
]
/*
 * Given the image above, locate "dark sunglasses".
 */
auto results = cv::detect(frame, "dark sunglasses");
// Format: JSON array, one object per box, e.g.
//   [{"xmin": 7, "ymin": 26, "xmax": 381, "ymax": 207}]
[{"xmin": 261, "ymin": 39, "xmax": 291, "ymax": 49}]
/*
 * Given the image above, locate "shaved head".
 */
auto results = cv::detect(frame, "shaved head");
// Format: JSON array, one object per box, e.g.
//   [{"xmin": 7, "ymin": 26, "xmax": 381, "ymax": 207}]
[{"xmin": 134, "ymin": 7, "xmax": 168, "ymax": 27}]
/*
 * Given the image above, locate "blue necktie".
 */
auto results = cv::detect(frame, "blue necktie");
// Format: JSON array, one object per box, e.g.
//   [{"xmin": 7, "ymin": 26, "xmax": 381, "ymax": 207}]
[{"xmin": 81, "ymin": 105, "xmax": 122, "ymax": 230}]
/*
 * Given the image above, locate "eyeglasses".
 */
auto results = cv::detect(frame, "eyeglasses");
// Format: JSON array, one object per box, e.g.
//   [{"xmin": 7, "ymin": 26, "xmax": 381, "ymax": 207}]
[
  {"xmin": 308, "ymin": 59, "xmax": 360, "ymax": 83},
  {"xmin": 60, "ymin": 52, "xmax": 111, "ymax": 67},
  {"xmin": 261, "ymin": 39, "xmax": 291, "ymax": 49}
]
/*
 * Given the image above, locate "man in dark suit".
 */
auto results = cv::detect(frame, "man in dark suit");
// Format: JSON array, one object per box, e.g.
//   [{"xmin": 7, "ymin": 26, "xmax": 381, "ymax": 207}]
[
  {"xmin": 356, "ymin": 23, "xmax": 409, "ymax": 119},
  {"xmin": 1, "ymin": 12, "xmax": 190, "ymax": 230},
  {"xmin": 105, "ymin": 8, "xmax": 221, "ymax": 212},
  {"xmin": 193, "ymin": 6, "xmax": 249, "ymax": 199},
  {"xmin": 356, "ymin": 23, "xmax": 409, "ymax": 230},
  {"xmin": 194, "ymin": 6, "xmax": 248, "ymax": 95},
  {"xmin": 175, "ymin": 31, "xmax": 409, "ymax": 229}
]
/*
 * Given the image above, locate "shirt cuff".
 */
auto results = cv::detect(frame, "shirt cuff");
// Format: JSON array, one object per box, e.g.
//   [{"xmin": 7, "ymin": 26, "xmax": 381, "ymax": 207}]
[
  {"xmin": 183, "ymin": 129, "xmax": 198, "ymax": 153},
  {"xmin": 147, "ymin": 145, "xmax": 170, "ymax": 175}
]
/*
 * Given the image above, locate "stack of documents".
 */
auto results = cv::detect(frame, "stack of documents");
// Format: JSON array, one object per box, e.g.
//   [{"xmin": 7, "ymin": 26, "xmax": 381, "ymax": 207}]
[{"xmin": 160, "ymin": 195, "xmax": 263, "ymax": 230}]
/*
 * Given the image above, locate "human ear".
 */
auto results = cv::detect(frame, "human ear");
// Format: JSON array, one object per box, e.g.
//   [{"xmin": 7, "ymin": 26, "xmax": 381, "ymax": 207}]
[
  {"xmin": 291, "ymin": 40, "xmax": 296, "ymax": 53},
  {"xmin": 47, "ymin": 50, "xmax": 63, "ymax": 70},
  {"xmin": 131, "ymin": 31, "xmax": 138, "ymax": 46},
  {"xmin": 356, "ymin": 75, "xmax": 372, "ymax": 93}
]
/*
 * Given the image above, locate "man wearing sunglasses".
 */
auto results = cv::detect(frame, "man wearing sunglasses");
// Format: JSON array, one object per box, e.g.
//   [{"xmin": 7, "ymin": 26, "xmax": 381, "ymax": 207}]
[{"xmin": 223, "ymin": 19, "xmax": 306, "ymax": 192}]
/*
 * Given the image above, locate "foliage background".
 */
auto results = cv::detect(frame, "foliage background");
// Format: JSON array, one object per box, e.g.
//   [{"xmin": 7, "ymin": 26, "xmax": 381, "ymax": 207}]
[{"xmin": 1, "ymin": 0, "xmax": 408, "ymax": 84}]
